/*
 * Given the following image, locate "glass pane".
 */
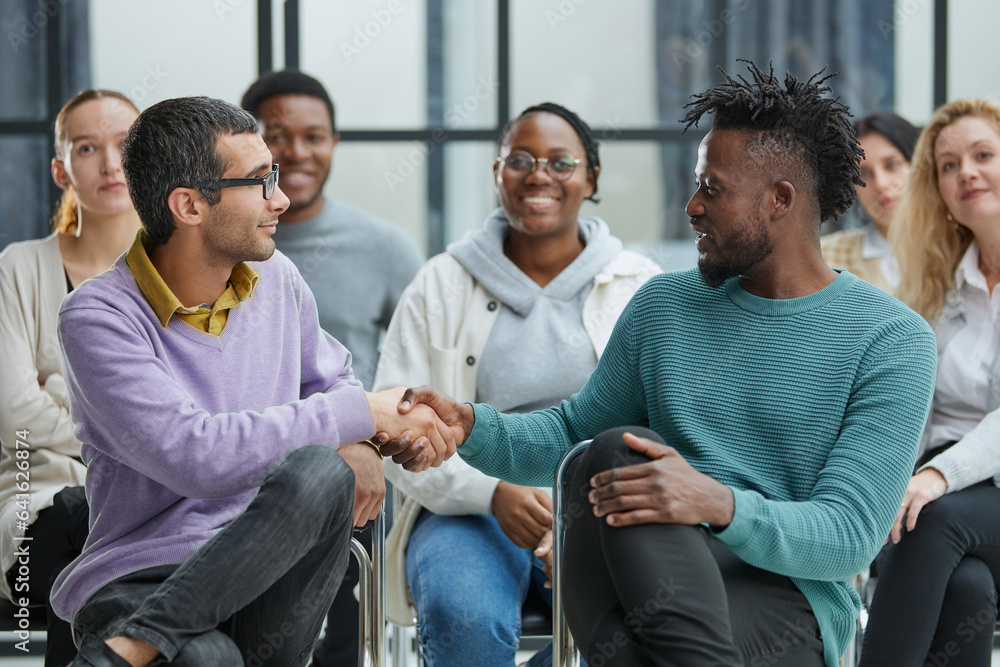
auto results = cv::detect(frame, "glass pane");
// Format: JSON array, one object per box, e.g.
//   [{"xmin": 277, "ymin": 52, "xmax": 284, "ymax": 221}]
[
  {"xmin": 511, "ymin": 0, "xmax": 893, "ymax": 129},
  {"xmin": 301, "ymin": 0, "xmax": 428, "ymax": 130},
  {"xmin": 0, "ymin": 0, "xmax": 47, "ymax": 120},
  {"xmin": 324, "ymin": 142, "xmax": 428, "ymax": 256},
  {"xmin": 441, "ymin": 0, "xmax": 498, "ymax": 129},
  {"xmin": 0, "ymin": 136, "xmax": 52, "ymax": 249},
  {"xmin": 511, "ymin": 0, "xmax": 658, "ymax": 128},
  {"xmin": 444, "ymin": 142, "xmax": 499, "ymax": 245},
  {"xmin": 583, "ymin": 140, "xmax": 665, "ymax": 245},
  {"xmin": 90, "ymin": 0, "xmax": 258, "ymax": 110}
]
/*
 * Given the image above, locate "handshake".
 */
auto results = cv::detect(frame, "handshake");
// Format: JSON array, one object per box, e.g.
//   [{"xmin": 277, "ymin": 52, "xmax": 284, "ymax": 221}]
[{"xmin": 364, "ymin": 386, "xmax": 476, "ymax": 472}]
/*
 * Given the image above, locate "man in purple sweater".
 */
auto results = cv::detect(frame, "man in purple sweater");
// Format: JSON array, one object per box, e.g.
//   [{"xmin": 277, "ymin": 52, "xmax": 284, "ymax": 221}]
[{"xmin": 56, "ymin": 97, "xmax": 452, "ymax": 667}]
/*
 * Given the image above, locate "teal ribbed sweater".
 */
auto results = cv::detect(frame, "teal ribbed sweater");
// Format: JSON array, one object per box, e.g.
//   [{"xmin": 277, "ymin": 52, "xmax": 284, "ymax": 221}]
[{"xmin": 459, "ymin": 268, "xmax": 937, "ymax": 666}]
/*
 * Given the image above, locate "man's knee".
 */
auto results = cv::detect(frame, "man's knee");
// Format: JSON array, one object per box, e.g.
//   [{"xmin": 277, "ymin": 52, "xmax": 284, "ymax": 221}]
[
  {"xmin": 261, "ymin": 445, "xmax": 354, "ymax": 522},
  {"xmin": 583, "ymin": 426, "xmax": 666, "ymax": 478},
  {"xmin": 172, "ymin": 630, "xmax": 242, "ymax": 667}
]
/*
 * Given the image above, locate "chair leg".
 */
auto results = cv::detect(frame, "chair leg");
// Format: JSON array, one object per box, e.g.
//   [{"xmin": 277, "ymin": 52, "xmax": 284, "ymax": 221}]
[
  {"xmin": 351, "ymin": 507, "xmax": 385, "ymax": 667},
  {"xmin": 552, "ymin": 441, "xmax": 591, "ymax": 667}
]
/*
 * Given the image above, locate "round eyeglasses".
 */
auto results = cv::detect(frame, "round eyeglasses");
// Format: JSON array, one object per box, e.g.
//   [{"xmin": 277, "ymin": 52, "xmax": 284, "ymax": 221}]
[
  {"xmin": 204, "ymin": 164, "xmax": 279, "ymax": 200},
  {"xmin": 496, "ymin": 151, "xmax": 584, "ymax": 182}
]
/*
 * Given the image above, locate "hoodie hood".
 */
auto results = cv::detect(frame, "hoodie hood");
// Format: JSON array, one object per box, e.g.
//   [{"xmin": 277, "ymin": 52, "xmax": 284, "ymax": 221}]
[{"xmin": 447, "ymin": 208, "xmax": 622, "ymax": 317}]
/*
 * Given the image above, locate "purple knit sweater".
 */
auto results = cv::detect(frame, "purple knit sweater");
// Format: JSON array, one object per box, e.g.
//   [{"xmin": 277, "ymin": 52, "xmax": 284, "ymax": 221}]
[{"xmin": 50, "ymin": 251, "xmax": 375, "ymax": 620}]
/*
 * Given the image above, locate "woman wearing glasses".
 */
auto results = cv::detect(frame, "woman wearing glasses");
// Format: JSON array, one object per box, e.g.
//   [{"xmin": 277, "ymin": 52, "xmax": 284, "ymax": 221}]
[
  {"xmin": 0, "ymin": 89, "xmax": 140, "ymax": 666},
  {"xmin": 375, "ymin": 102, "xmax": 661, "ymax": 665}
]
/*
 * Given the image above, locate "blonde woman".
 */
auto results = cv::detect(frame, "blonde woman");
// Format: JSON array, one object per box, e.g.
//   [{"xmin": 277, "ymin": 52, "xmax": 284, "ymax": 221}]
[
  {"xmin": 860, "ymin": 99, "xmax": 1000, "ymax": 666},
  {"xmin": 0, "ymin": 89, "xmax": 140, "ymax": 666}
]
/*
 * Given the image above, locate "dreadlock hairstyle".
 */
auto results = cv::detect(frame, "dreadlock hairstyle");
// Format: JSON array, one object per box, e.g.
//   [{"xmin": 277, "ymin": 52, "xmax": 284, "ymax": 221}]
[
  {"xmin": 498, "ymin": 102, "xmax": 601, "ymax": 202},
  {"xmin": 681, "ymin": 60, "xmax": 863, "ymax": 224}
]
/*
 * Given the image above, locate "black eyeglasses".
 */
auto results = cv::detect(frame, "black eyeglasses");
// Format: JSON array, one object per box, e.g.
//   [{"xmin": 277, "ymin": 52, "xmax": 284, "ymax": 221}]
[
  {"xmin": 204, "ymin": 164, "xmax": 279, "ymax": 200},
  {"xmin": 495, "ymin": 151, "xmax": 584, "ymax": 182}
]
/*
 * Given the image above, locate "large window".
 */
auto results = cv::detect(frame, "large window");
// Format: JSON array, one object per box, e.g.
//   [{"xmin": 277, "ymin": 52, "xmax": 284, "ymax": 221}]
[{"xmin": 4, "ymin": 0, "xmax": 982, "ymax": 267}]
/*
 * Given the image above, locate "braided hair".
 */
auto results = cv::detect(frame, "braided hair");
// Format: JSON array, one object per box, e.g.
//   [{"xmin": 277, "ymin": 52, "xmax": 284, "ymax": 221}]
[
  {"xmin": 681, "ymin": 60, "xmax": 863, "ymax": 223},
  {"xmin": 498, "ymin": 102, "xmax": 601, "ymax": 203}
]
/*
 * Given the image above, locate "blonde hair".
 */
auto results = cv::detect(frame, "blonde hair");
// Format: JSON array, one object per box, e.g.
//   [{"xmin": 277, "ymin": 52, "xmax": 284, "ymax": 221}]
[
  {"xmin": 891, "ymin": 98, "xmax": 998, "ymax": 323},
  {"xmin": 51, "ymin": 89, "xmax": 139, "ymax": 234}
]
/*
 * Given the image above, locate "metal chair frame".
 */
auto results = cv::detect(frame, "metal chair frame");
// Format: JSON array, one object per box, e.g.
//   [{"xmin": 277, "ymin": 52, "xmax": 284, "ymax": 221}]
[
  {"xmin": 552, "ymin": 440, "xmax": 591, "ymax": 667},
  {"xmin": 351, "ymin": 506, "xmax": 386, "ymax": 667}
]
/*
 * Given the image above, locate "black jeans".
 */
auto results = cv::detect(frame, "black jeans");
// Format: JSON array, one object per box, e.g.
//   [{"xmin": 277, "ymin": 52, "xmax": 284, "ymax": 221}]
[
  {"xmin": 562, "ymin": 427, "xmax": 824, "ymax": 667},
  {"xmin": 73, "ymin": 444, "xmax": 355, "ymax": 667},
  {"xmin": 861, "ymin": 482, "xmax": 1000, "ymax": 667},
  {"xmin": 4, "ymin": 485, "xmax": 88, "ymax": 667}
]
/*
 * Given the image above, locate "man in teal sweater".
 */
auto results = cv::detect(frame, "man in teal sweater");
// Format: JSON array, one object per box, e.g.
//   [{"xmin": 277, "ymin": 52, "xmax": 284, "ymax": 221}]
[{"xmin": 392, "ymin": 63, "xmax": 939, "ymax": 666}]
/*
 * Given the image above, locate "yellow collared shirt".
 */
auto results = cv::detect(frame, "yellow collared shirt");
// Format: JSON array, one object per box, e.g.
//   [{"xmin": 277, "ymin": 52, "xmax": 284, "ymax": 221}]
[{"xmin": 125, "ymin": 230, "xmax": 259, "ymax": 336}]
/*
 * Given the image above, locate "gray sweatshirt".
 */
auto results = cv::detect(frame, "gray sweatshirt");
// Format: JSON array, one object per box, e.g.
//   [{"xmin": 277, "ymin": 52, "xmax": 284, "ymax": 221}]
[
  {"xmin": 448, "ymin": 209, "xmax": 622, "ymax": 413},
  {"xmin": 272, "ymin": 198, "xmax": 424, "ymax": 389}
]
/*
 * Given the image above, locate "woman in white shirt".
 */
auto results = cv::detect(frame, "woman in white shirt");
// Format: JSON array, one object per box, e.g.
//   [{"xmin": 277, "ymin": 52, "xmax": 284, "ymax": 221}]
[
  {"xmin": 860, "ymin": 99, "xmax": 1000, "ymax": 666},
  {"xmin": 0, "ymin": 89, "xmax": 140, "ymax": 666}
]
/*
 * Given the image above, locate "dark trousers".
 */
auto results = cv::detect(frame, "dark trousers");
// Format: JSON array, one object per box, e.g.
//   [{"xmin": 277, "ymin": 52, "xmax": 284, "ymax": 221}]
[
  {"xmin": 861, "ymin": 482, "xmax": 1000, "ymax": 667},
  {"xmin": 73, "ymin": 445, "xmax": 355, "ymax": 667},
  {"xmin": 5, "ymin": 485, "xmax": 88, "ymax": 667},
  {"xmin": 562, "ymin": 427, "xmax": 824, "ymax": 667}
]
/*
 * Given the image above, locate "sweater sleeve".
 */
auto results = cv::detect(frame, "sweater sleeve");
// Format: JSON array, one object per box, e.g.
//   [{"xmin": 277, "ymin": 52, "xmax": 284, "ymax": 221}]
[
  {"xmin": 0, "ymin": 250, "xmax": 79, "ymax": 455},
  {"xmin": 459, "ymin": 302, "xmax": 649, "ymax": 486},
  {"xmin": 58, "ymin": 294, "xmax": 374, "ymax": 500},
  {"xmin": 374, "ymin": 263, "xmax": 500, "ymax": 515},
  {"xmin": 919, "ymin": 407, "xmax": 1000, "ymax": 493},
  {"xmin": 713, "ymin": 323, "xmax": 938, "ymax": 580}
]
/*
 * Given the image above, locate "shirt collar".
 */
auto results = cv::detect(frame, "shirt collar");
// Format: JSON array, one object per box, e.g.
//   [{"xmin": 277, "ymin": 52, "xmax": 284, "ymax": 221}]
[
  {"xmin": 860, "ymin": 224, "xmax": 890, "ymax": 259},
  {"xmin": 955, "ymin": 241, "xmax": 987, "ymax": 294},
  {"xmin": 125, "ymin": 230, "xmax": 260, "ymax": 328}
]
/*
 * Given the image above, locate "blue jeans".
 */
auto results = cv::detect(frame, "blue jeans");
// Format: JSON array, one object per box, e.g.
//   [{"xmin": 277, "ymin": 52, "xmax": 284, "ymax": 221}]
[
  {"xmin": 72, "ymin": 444, "xmax": 356, "ymax": 667},
  {"xmin": 407, "ymin": 509, "xmax": 553, "ymax": 666}
]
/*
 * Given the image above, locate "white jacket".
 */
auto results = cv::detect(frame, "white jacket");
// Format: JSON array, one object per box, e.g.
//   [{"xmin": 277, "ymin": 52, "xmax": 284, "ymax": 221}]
[
  {"xmin": 373, "ymin": 247, "xmax": 662, "ymax": 625},
  {"xmin": 0, "ymin": 234, "xmax": 87, "ymax": 600}
]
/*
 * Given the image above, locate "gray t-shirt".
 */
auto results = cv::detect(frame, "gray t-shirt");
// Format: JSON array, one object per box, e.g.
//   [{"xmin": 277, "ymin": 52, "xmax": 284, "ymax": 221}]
[{"xmin": 272, "ymin": 198, "xmax": 424, "ymax": 389}]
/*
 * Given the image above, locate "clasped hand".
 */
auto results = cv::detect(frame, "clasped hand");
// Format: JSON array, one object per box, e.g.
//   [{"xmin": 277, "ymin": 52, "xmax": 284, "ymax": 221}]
[
  {"xmin": 365, "ymin": 386, "xmax": 460, "ymax": 472},
  {"xmin": 371, "ymin": 386, "xmax": 474, "ymax": 471}
]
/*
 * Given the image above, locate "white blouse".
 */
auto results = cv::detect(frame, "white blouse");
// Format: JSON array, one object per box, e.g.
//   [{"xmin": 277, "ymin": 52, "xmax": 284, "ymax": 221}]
[{"xmin": 927, "ymin": 242, "xmax": 1000, "ymax": 450}]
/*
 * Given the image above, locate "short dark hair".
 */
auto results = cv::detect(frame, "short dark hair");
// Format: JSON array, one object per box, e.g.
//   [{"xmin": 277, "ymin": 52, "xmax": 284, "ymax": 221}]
[
  {"xmin": 681, "ymin": 60, "xmax": 863, "ymax": 223},
  {"xmin": 121, "ymin": 96, "xmax": 259, "ymax": 246},
  {"xmin": 240, "ymin": 69, "xmax": 336, "ymax": 131},
  {"xmin": 498, "ymin": 102, "xmax": 602, "ymax": 203},
  {"xmin": 853, "ymin": 112, "xmax": 920, "ymax": 163}
]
